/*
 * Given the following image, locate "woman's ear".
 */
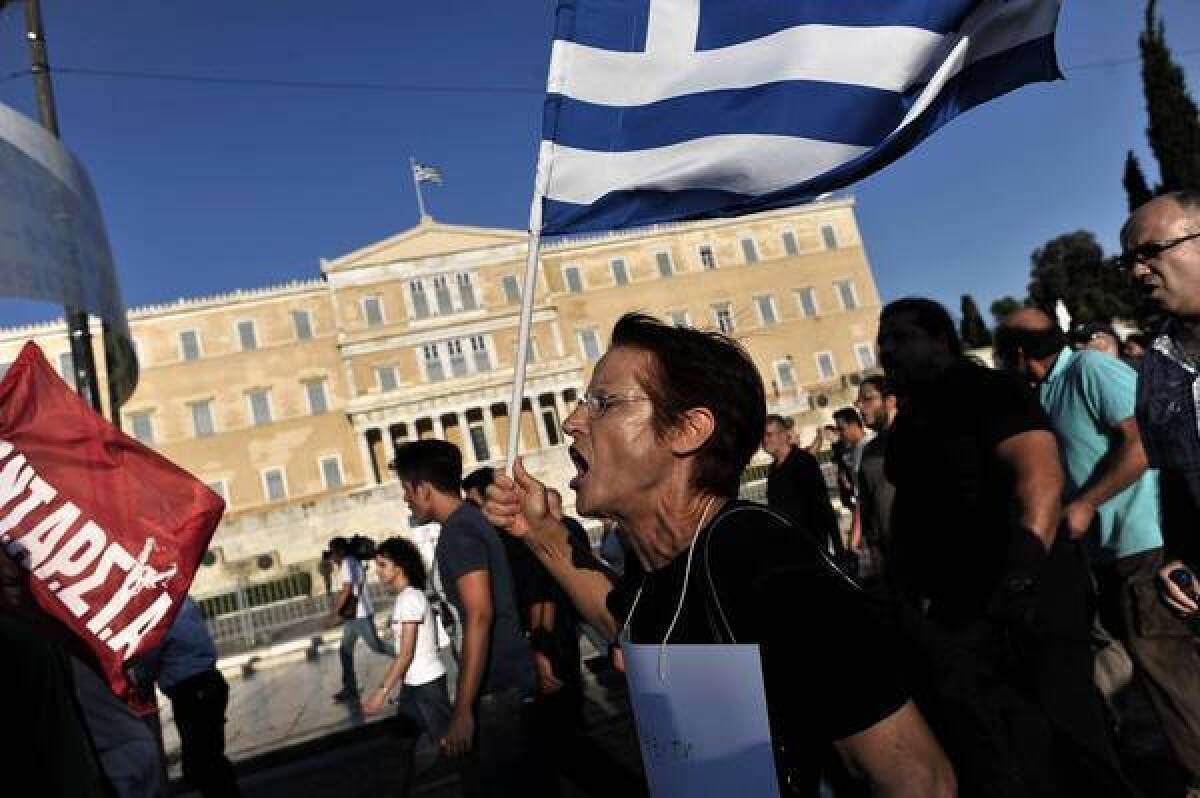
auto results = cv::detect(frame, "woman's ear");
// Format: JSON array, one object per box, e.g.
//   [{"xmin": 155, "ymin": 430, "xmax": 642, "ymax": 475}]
[{"xmin": 668, "ymin": 406, "xmax": 716, "ymax": 456}]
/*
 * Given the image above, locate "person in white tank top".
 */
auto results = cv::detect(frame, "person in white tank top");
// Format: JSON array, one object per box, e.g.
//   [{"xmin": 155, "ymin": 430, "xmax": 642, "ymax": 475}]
[{"xmin": 364, "ymin": 536, "xmax": 455, "ymax": 794}]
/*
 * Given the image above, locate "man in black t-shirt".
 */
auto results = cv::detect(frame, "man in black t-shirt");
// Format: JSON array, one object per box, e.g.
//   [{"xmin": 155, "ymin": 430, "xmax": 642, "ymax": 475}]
[
  {"xmin": 394, "ymin": 441, "xmax": 546, "ymax": 798},
  {"xmin": 762, "ymin": 414, "xmax": 842, "ymax": 556},
  {"xmin": 879, "ymin": 298, "xmax": 1132, "ymax": 797}
]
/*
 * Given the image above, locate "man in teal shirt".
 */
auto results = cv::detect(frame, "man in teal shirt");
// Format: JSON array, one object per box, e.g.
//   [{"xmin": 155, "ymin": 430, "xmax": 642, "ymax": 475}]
[{"xmin": 996, "ymin": 308, "xmax": 1200, "ymax": 789}]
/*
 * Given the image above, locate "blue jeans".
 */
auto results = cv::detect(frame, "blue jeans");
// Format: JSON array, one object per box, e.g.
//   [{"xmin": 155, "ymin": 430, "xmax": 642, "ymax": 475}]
[{"xmin": 339, "ymin": 614, "xmax": 392, "ymax": 693}]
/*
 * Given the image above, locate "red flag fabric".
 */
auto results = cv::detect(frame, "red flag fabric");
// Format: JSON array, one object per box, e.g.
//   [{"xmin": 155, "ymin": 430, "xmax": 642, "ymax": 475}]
[{"xmin": 0, "ymin": 342, "xmax": 223, "ymax": 712}]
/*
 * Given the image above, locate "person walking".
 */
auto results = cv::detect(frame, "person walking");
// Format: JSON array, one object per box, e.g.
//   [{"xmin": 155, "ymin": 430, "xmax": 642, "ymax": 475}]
[
  {"xmin": 363, "ymin": 536, "xmax": 452, "ymax": 796},
  {"xmin": 325, "ymin": 536, "xmax": 391, "ymax": 703}
]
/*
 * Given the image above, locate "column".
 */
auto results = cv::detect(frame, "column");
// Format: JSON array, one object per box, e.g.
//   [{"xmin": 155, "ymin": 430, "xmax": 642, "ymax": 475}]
[
  {"xmin": 433, "ymin": 415, "xmax": 446, "ymax": 440},
  {"xmin": 483, "ymin": 404, "xmax": 499, "ymax": 462},
  {"xmin": 357, "ymin": 429, "xmax": 376, "ymax": 485},
  {"xmin": 457, "ymin": 411, "xmax": 473, "ymax": 464},
  {"xmin": 383, "ymin": 423, "xmax": 398, "ymax": 478},
  {"xmin": 531, "ymin": 397, "xmax": 550, "ymax": 450}
]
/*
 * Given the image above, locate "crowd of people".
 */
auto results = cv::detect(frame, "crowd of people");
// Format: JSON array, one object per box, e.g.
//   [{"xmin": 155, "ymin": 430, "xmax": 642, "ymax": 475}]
[{"xmin": 6, "ymin": 190, "xmax": 1200, "ymax": 798}]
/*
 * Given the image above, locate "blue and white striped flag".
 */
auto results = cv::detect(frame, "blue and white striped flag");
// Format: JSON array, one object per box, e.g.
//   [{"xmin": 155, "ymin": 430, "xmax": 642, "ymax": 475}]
[{"xmin": 537, "ymin": 0, "xmax": 1062, "ymax": 235}]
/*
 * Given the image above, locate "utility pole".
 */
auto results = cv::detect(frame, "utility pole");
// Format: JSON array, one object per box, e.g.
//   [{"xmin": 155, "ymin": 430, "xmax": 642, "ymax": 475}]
[{"xmin": 21, "ymin": 0, "xmax": 104, "ymax": 413}]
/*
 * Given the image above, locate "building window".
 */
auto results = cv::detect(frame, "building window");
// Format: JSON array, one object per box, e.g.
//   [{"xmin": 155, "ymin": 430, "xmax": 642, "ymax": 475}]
[
  {"xmin": 668, "ymin": 310, "xmax": 690, "ymax": 328},
  {"xmin": 855, "ymin": 343, "xmax": 877, "ymax": 370},
  {"xmin": 740, "ymin": 237, "xmax": 759, "ymax": 264},
  {"xmin": 713, "ymin": 303, "xmax": 735, "ymax": 334},
  {"xmin": 563, "ymin": 265, "xmax": 583, "ymax": 293},
  {"xmin": 291, "ymin": 310, "xmax": 313, "ymax": 341},
  {"xmin": 821, "ymin": 224, "xmax": 839, "ymax": 250},
  {"xmin": 698, "ymin": 245, "xmax": 716, "ymax": 270},
  {"xmin": 190, "ymin": 400, "xmax": 215, "ymax": 438},
  {"xmin": 754, "ymin": 295, "xmax": 778, "ymax": 326},
  {"xmin": 376, "ymin": 366, "xmax": 399, "ymax": 393},
  {"xmin": 247, "ymin": 388, "xmax": 272, "ymax": 426},
  {"xmin": 447, "ymin": 339, "xmax": 468, "ymax": 377},
  {"xmin": 795, "ymin": 287, "xmax": 819, "ymax": 318},
  {"xmin": 128, "ymin": 411, "xmax": 155, "ymax": 445},
  {"xmin": 816, "ymin": 351, "xmax": 837, "ymax": 380},
  {"xmin": 470, "ymin": 335, "xmax": 491, "ymax": 372},
  {"xmin": 237, "ymin": 320, "xmax": 258, "ymax": 351},
  {"xmin": 469, "ymin": 423, "xmax": 491, "ymax": 462},
  {"xmin": 262, "ymin": 467, "xmax": 288, "ymax": 502},
  {"xmin": 58, "ymin": 352, "xmax": 75, "ymax": 390},
  {"xmin": 834, "ymin": 279, "xmax": 859, "ymax": 310},
  {"xmin": 319, "ymin": 455, "xmax": 344, "ymax": 489},
  {"xmin": 656, "ymin": 252, "xmax": 674, "ymax": 278},
  {"xmin": 781, "ymin": 230, "xmax": 799, "ymax": 256},
  {"xmin": 541, "ymin": 407, "xmax": 562, "ymax": 446},
  {"xmin": 457, "ymin": 273, "xmax": 477, "ymax": 310},
  {"xmin": 776, "ymin": 360, "xmax": 796, "ymax": 389},
  {"xmin": 423, "ymin": 344, "xmax": 444, "ymax": 382},
  {"xmin": 304, "ymin": 378, "xmax": 329, "ymax": 414},
  {"xmin": 610, "ymin": 258, "xmax": 629, "ymax": 286},
  {"xmin": 502, "ymin": 275, "xmax": 521, "ymax": 304},
  {"xmin": 179, "ymin": 330, "xmax": 201, "ymax": 361},
  {"xmin": 433, "ymin": 275, "xmax": 453, "ymax": 315},
  {"xmin": 579, "ymin": 329, "xmax": 601, "ymax": 362},
  {"xmin": 363, "ymin": 295, "xmax": 385, "ymax": 326}
]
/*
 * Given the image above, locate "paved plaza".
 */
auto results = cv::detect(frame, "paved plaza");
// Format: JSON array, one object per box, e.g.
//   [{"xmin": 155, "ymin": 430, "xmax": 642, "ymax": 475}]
[{"xmin": 166, "ymin": 628, "xmax": 647, "ymax": 797}]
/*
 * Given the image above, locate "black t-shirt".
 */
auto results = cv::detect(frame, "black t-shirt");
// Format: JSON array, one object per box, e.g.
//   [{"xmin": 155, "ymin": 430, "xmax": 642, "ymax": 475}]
[
  {"xmin": 606, "ymin": 500, "xmax": 909, "ymax": 796},
  {"xmin": 766, "ymin": 446, "xmax": 839, "ymax": 548},
  {"xmin": 885, "ymin": 360, "xmax": 1053, "ymax": 616},
  {"xmin": 436, "ymin": 502, "xmax": 536, "ymax": 694}
]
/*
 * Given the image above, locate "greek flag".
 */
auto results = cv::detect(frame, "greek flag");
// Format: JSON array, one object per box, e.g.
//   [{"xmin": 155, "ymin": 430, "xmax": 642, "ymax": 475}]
[
  {"xmin": 412, "ymin": 162, "xmax": 443, "ymax": 184},
  {"xmin": 538, "ymin": 0, "xmax": 1061, "ymax": 235}
]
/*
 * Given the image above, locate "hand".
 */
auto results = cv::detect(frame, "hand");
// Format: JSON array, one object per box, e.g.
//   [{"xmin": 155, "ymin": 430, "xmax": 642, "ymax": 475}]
[
  {"xmin": 611, "ymin": 645, "xmax": 625, "ymax": 673},
  {"xmin": 440, "ymin": 709, "xmax": 475, "ymax": 757},
  {"xmin": 322, "ymin": 614, "xmax": 340, "ymax": 630},
  {"xmin": 483, "ymin": 457, "xmax": 555, "ymax": 539},
  {"xmin": 534, "ymin": 651, "xmax": 563, "ymax": 695},
  {"xmin": 1062, "ymin": 499, "xmax": 1097, "ymax": 541},
  {"xmin": 1158, "ymin": 561, "xmax": 1200, "ymax": 616},
  {"xmin": 363, "ymin": 688, "xmax": 388, "ymax": 716}
]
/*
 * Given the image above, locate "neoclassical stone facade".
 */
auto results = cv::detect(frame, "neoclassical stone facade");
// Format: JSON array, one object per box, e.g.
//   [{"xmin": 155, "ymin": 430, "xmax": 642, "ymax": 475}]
[{"xmin": 0, "ymin": 198, "xmax": 881, "ymax": 595}]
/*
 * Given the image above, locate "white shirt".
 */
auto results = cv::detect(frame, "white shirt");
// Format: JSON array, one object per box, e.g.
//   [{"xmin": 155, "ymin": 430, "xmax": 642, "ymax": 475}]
[
  {"xmin": 340, "ymin": 557, "xmax": 373, "ymax": 618},
  {"xmin": 390, "ymin": 587, "xmax": 446, "ymax": 687}
]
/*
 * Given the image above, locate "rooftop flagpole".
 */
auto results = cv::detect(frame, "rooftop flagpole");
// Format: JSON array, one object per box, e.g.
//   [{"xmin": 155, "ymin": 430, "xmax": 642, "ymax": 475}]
[{"xmin": 409, "ymin": 156, "xmax": 428, "ymax": 219}]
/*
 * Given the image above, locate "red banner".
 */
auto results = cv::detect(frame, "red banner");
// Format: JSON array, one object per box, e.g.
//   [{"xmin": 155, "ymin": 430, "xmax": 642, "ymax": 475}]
[{"xmin": 0, "ymin": 342, "xmax": 223, "ymax": 712}]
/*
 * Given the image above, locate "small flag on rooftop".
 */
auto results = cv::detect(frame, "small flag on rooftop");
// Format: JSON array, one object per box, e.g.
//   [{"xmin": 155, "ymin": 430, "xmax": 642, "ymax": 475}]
[
  {"xmin": 412, "ymin": 161, "xmax": 443, "ymax": 184},
  {"xmin": 536, "ymin": 0, "xmax": 1063, "ymax": 235}
]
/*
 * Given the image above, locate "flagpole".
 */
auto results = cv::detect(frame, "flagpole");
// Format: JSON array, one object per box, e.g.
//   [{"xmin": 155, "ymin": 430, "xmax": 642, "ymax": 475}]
[
  {"xmin": 505, "ymin": 143, "xmax": 553, "ymax": 472},
  {"xmin": 409, "ymin": 156, "xmax": 427, "ymax": 219}
]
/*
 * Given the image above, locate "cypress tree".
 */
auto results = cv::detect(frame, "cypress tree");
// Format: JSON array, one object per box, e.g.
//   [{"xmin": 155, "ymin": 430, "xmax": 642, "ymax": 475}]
[
  {"xmin": 1123, "ymin": 150, "xmax": 1154, "ymax": 211},
  {"xmin": 960, "ymin": 294, "xmax": 993, "ymax": 349},
  {"xmin": 1140, "ymin": 0, "xmax": 1200, "ymax": 192}
]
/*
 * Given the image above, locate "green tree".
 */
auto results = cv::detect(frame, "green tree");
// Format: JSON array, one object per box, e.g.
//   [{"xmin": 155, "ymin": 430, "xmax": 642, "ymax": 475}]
[
  {"xmin": 1026, "ymin": 231, "xmax": 1139, "ymax": 323},
  {"xmin": 1139, "ymin": 0, "xmax": 1200, "ymax": 192},
  {"xmin": 1123, "ymin": 150, "xmax": 1154, "ymax": 212},
  {"xmin": 960, "ymin": 294, "xmax": 992, "ymax": 348},
  {"xmin": 989, "ymin": 296, "xmax": 1024, "ymax": 325}
]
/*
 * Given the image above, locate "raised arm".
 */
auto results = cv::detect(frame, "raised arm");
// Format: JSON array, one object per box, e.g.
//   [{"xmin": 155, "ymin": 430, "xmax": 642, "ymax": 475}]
[{"xmin": 484, "ymin": 458, "xmax": 620, "ymax": 640}]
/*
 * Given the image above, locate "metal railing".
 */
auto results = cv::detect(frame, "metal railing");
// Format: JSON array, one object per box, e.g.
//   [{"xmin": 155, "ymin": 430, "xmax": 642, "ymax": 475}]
[{"xmin": 203, "ymin": 581, "xmax": 392, "ymax": 657}]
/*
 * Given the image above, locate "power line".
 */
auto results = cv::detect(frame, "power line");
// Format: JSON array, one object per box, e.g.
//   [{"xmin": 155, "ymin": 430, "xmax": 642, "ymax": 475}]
[
  {"xmin": 49, "ymin": 65, "xmax": 545, "ymax": 95},
  {"xmin": 0, "ymin": 46, "xmax": 1194, "ymax": 94}
]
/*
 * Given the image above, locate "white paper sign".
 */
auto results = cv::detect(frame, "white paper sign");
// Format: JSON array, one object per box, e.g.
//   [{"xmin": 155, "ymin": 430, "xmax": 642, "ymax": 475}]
[{"xmin": 623, "ymin": 643, "xmax": 781, "ymax": 798}]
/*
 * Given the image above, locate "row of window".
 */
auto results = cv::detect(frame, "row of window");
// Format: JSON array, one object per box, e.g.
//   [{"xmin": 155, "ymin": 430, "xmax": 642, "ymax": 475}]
[
  {"xmin": 126, "ymin": 377, "xmax": 331, "ymax": 445},
  {"xmin": 555, "ymin": 224, "xmax": 841, "ymax": 295},
  {"xmin": 156, "ymin": 310, "xmax": 317, "ymax": 366},
  {"xmin": 205, "ymin": 453, "xmax": 345, "ymax": 507},
  {"xmin": 772, "ymin": 345, "xmax": 877, "ymax": 391}
]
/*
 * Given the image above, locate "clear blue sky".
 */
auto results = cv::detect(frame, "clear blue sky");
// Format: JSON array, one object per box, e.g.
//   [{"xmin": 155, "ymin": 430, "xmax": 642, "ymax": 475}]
[{"xmin": 0, "ymin": 1, "xmax": 1197, "ymax": 326}]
